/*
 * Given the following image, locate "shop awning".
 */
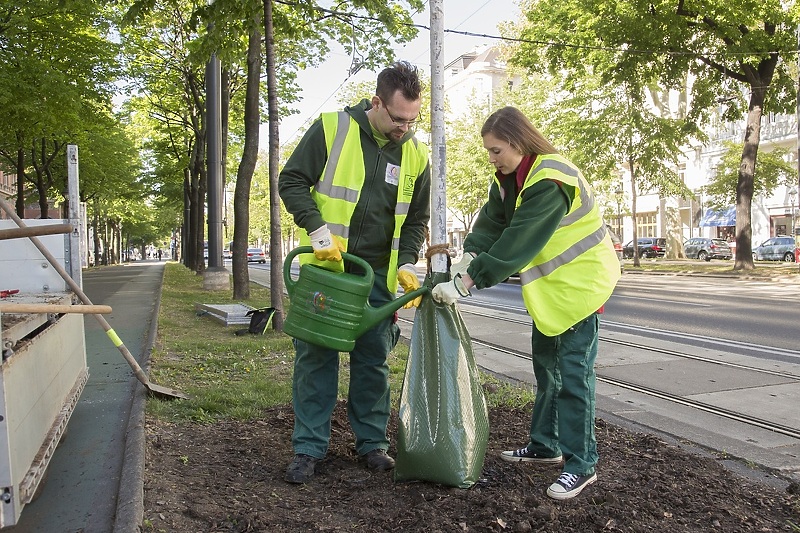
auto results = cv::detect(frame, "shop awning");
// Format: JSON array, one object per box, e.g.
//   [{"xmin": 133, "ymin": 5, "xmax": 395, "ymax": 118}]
[{"xmin": 699, "ymin": 206, "xmax": 736, "ymax": 227}]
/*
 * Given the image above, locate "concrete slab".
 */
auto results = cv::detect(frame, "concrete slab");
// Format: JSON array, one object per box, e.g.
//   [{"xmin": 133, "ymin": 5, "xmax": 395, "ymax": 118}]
[
  {"xmin": 598, "ymin": 358, "xmax": 796, "ymax": 396},
  {"xmin": 598, "ymin": 392, "xmax": 800, "ymax": 476},
  {"xmin": 689, "ymin": 382, "xmax": 800, "ymax": 429},
  {"xmin": 195, "ymin": 303, "xmax": 253, "ymax": 326}
]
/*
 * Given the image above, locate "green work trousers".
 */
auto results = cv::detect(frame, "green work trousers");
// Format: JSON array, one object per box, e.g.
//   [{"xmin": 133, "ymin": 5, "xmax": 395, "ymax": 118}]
[
  {"xmin": 290, "ymin": 266, "xmax": 401, "ymax": 459},
  {"xmin": 526, "ymin": 312, "xmax": 599, "ymax": 476}
]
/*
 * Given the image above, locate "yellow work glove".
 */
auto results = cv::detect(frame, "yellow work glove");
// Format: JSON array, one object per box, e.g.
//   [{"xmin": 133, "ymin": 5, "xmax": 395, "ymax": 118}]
[
  {"xmin": 431, "ymin": 274, "xmax": 471, "ymax": 305},
  {"xmin": 397, "ymin": 264, "xmax": 423, "ymax": 309},
  {"xmin": 309, "ymin": 225, "xmax": 345, "ymax": 262},
  {"xmin": 450, "ymin": 252, "xmax": 475, "ymax": 278}
]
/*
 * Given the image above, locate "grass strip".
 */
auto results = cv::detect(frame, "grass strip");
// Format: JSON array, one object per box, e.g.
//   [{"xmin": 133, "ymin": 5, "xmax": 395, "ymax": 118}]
[{"xmin": 147, "ymin": 262, "xmax": 534, "ymax": 422}]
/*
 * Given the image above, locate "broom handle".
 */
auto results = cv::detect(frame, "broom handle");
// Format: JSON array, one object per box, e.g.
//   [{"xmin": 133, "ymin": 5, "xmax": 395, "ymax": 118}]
[
  {"xmin": 0, "ymin": 223, "xmax": 73, "ymax": 241},
  {"xmin": 0, "ymin": 196, "xmax": 152, "ymax": 386}
]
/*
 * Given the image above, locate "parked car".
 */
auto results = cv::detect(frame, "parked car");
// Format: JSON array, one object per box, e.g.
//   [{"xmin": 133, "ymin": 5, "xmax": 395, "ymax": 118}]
[
  {"xmin": 752, "ymin": 236, "xmax": 796, "ymax": 262},
  {"xmin": 223, "ymin": 249, "xmax": 232, "ymax": 260},
  {"xmin": 246, "ymin": 247, "xmax": 267, "ymax": 263},
  {"xmin": 622, "ymin": 237, "xmax": 667, "ymax": 259},
  {"xmin": 683, "ymin": 237, "xmax": 732, "ymax": 261}
]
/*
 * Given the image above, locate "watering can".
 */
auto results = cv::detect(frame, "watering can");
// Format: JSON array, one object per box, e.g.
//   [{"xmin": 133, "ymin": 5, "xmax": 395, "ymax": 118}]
[{"xmin": 283, "ymin": 246, "xmax": 429, "ymax": 352}]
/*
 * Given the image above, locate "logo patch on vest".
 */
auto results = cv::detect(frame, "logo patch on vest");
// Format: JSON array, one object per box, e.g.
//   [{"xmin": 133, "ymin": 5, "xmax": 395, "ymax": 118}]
[
  {"xmin": 402, "ymin": 173, "xmax": 415, "ymax": 197},
  {"xmin": 385, "ymin": 163, "xmax": 400, "ymax": 186}
]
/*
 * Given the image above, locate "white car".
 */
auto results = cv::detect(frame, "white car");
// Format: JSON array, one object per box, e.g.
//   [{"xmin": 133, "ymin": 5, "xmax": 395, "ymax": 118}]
[{"xmin": 247, "ymin": 248, "xmax": 267, "ymax": 263}]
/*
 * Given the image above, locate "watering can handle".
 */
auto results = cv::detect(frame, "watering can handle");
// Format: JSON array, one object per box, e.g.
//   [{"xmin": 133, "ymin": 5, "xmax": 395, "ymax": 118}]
[{"xmin": 283, "ymin": 246, "xmax": 375, "ymax": 292}]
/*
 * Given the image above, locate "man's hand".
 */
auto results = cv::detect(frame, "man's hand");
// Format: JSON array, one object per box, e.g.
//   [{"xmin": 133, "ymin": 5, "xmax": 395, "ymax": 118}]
[
  {"xmin": 397, "ymin": 264, "xmax": 422, "ymax": 309},
  {"xmin": 309, "ymin": 225, "xmax": 345, "ymax": 262},
  {"xmin": 431, "ymin": 274, "xmax": 471, "ymax": 305},
  {"xmin": 450, "ymin": 252, "xmax": 475, "ymax": 278}
]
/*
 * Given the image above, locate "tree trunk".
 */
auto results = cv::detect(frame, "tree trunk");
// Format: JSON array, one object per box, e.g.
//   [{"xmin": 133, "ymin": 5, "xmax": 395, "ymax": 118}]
[
  {"xmin": 183, "ymin": 170, "xmax": 192, "ymax": 268},
  {"xmin": 232, "ymin": 15, "xmax": 262, "ymax": 300},
  {"xmin": 221, "ymin": 67, "xmax": 230, "ymax": 236},
  {"xmin": 733, "ymin": 87, "xmax": 769, "ymax": 270},
  {"xmin": 264, "ymin": 0, "xmax": 285, "ymax": 329},
  {"xmin": 629, "ymin": 156, "xmax": 640, "ymax": 267},
  {"xmin": 93, "ymin": 204, "xmax": 101, "ymax": 267}
]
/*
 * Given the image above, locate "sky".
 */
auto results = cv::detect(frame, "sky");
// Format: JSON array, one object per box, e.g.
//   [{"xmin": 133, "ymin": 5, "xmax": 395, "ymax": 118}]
[{"xmin": 274, "ymin": 0, "xmax": 523, "ymax": 149}]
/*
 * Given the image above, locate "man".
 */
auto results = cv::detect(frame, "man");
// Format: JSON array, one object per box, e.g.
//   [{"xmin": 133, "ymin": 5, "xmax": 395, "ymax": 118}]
[{"xmin": 278, "ymin": 61, "xmax": 431, "ymax": 484}]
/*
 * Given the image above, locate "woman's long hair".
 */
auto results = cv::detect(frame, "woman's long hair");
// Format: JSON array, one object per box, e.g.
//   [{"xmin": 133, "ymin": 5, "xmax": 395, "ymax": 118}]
[{"xmin": 480, "ymin": 106, "xmax": 558, "ymax": 156}]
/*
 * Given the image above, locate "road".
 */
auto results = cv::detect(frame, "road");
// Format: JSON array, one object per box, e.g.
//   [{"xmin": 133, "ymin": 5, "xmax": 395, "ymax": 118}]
[
  {"xmin": 253, "ymin": 260, "xmax": 800, "ymax": 353},
  {"xmin": 461, "ymin": 272, "xmax": 800, "ymax": 359}
]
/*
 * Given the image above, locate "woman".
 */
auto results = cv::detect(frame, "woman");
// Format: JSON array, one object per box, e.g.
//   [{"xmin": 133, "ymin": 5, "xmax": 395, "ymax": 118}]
[{"xmin": 432, "ymin": 106, "xmax": 620, "ymax": 500}]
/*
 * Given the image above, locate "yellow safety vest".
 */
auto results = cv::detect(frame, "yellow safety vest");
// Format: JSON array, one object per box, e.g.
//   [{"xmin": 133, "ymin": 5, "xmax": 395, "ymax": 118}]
[
  {"xmin": 298, "ymin": 111, "xmax": 429, "ymax": 293},
  {"xmin": 510, "ymin": 154, "xmax": 620, "ymax": 336}
]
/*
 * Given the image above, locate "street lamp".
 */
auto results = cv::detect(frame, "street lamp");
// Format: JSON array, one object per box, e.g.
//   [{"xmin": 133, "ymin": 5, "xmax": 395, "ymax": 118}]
[{"xmin": 615, "ymin": 184, "xmax": 624, "ymax": 241}]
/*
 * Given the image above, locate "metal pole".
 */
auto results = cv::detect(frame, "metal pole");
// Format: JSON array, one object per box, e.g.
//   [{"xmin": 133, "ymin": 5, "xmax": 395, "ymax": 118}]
[
  {"xmin": 66, "ymin": 145, "xmax": 83, "ymax": 287},
  {"xmin": 429, "ymin": 0, "xmax": 447, "ymax": 274},
  {"xmin": 206, "ymin": 54, "xmax": 223, "ymax": 269},
  {"xmin": 796, "ymin": 25, "xmax": 800, "ymax": 269}
]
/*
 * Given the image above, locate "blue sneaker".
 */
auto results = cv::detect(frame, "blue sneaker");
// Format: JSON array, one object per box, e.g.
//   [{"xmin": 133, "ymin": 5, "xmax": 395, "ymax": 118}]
[
  {"xmin": 546, "ymin": 472, "xmax": 597, "ymax": 500},
  {"xmin": 500, "ymin": 446, "xmax": 562, "ymax": 464}
]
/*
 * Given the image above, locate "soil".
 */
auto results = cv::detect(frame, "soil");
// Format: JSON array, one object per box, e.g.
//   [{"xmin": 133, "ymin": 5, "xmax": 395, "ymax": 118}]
[{"xmin": 143, "ymin": 400, "xmax": 799, "ymax": 533}]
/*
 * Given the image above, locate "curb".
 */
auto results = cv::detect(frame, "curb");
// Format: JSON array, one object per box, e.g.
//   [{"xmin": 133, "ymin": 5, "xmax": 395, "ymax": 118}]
[
  {"xmin": 620, "ymin": 268, "xmax": 796, "ymax": 282},
  {"xmin": 113, "ymin": 265, "xmax": 165, "ymax": 532}
]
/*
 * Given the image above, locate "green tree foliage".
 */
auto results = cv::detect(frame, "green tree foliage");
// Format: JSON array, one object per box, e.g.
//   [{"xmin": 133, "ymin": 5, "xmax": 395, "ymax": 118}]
[
  {"xmin": 505, "ymin": 0, "xmax": 798, "ymax": 269},
  {"xmin": 0, "ymin": 0, "xmax": 120, "ymax": 218},
  {"xmin": 444, "ymin": 96, "xmax": 494, "ymax": 233},
  {"xmin": 121, "ymin": 0, "xmax": 424, "ymax": 283}
]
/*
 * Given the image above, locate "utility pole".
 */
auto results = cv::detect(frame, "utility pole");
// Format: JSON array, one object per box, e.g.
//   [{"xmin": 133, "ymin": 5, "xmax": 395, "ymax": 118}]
[
  {"xmin": 796, "ymin": 25, "xmax": 800, "ymax": 268},
  {"xmin": 429, "ymin": 0, "xmax": 448, "ymax": 275},
  {"xmin": 204, "ymin": 3, "xmax": 228, "ymax": 290}
]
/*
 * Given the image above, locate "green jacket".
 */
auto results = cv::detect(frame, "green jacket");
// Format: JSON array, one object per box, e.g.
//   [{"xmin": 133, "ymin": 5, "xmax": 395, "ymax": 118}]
[
  {"xmin": 464, "ymin": 176, "xmax": 573, "ymax": 288},
  {"xmin": 279, "ymin": 99, "xmax": 431, "ymax": 270}
]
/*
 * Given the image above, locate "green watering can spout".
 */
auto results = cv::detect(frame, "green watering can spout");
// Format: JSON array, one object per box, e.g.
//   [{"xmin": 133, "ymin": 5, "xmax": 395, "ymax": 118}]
[{"xmin": 283, "ymin": 246, "xmax": 429, "ymax": 352}]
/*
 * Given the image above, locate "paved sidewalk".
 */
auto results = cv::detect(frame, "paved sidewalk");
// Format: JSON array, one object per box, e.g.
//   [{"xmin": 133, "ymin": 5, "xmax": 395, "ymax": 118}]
[{"xmin": 11, "ymin": 261, "xmax": 162, "ymax": 533}]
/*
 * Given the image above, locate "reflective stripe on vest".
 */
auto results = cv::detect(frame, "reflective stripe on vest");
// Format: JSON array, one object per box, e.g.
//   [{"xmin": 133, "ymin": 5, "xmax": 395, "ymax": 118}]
[
  {"xmin": 510, "ymin": 154, "xmax": 620, "ymax": 336},
  {"xmin": 298, "ymin": 111, "xmax": 428, "ymax": 293}
]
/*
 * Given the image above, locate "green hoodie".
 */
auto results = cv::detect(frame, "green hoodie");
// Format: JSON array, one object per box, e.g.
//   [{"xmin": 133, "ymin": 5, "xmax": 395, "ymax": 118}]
[{"xmin": 279, "ymin": 99, "xmax": 431, "ymax": 270}]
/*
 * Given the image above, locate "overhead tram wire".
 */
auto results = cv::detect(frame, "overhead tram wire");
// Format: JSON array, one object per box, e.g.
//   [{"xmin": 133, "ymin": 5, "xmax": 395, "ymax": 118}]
[
  {"xmin": 280, "ymin": 2, "xmax": 794, "ymax": 146},
  {"xmin": 405, "ymin": 0, "xmax": 495, "ymax": 66},
  {"xmin": 292, "ymin": 1, "xmax": 797, "ymax": 59},
  {"xmin": 282, "ymin": 0, "xmax": 500, "ymax": 147}
]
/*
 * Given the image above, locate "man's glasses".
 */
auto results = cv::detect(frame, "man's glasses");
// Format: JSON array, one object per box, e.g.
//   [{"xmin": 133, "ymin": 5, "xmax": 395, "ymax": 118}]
[{"xmin": 382, "ymin": 100, "xmax": 420, "ymax": 128}]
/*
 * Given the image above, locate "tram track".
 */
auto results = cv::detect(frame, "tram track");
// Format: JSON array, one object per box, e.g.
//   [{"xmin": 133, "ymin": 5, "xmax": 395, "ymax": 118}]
[
  {"xmin": 396, "ymin": 308, "xmax": 800, "ymax": 442},
  {"xmin": 465, "ymin": 336, "xmax": 800, "ymax": 441},
  {"xmin": 453, "ymin": 304, "xmax": 800, "ymax": 379}
]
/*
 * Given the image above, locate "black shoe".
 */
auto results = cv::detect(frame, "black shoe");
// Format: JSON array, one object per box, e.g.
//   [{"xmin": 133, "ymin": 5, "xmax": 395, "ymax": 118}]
[
  {"xmin": 364, "ymin": 449, "xmax": 395, "ymax": 471},
  {"xmin": 546, "ymin": 471, "xmax": 597, "ymax": 500},
  {"xmin": 500, "ymin": 446, "xmax": 562, "ymax": 464},
  {"xmin": 284, "ymin": 454, "xmax": 318, "ymax": 484}
]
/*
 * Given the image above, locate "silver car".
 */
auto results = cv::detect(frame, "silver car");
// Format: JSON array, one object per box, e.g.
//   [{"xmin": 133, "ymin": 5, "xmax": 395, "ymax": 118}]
[
  {"xmin": 752, "ymin": 236, "xmax": 796, "ymax": 262},
  {"xmin": 683, "ymin": 238, "xmax": 732, "ymax": 261}
]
